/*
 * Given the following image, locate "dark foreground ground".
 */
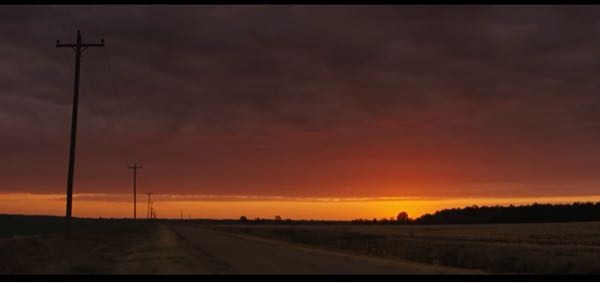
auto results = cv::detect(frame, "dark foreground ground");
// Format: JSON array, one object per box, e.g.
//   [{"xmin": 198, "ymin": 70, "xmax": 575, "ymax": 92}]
[
  {"xmin": 168, "ymin": 225, "xmax": 479, "ymax": 274},
  {"xmin": 1, "ymin": 215, "xmax": 600, "ymax": 274},
  {"xmin": 207, "ymin": 221, "xmax": 600, "ymax": 274},
  {"xmin": 0, "ymin": 216, "xmax": 194, "ymax": 273}
]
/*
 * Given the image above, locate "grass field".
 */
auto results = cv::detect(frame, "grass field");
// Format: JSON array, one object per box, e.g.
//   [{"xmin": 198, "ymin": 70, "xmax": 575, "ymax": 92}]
[
  {"xmin": 211, "ymin": 221, "xmax": 600, "ymax": 274},
  {"xmin": 2, "ymin": 215, "xmax": 600, "ymax": 274},
  {"xmin": 0, "ymin": 215, "xmax": 204, "ymax": 274},
  {"xmin": 0, "ymin": 215, "xmax": 141, "ymax": 238}
]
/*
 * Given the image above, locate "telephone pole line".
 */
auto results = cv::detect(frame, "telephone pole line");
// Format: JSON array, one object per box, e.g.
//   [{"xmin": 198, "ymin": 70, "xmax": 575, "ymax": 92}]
[
  {"xmin": 128, "ymin": 163, "xmax": 143, "ymax": 219},
  {"xmin": 147, "ymin": 192, "xmax": 152, "ymax": 220},
  {"xmin": 56, "ymin": 30, "xmax": 104, "ymax": 237}
]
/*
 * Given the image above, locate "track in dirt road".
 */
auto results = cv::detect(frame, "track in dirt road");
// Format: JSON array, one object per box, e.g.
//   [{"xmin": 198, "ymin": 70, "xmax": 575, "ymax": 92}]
[{"xmin": 168, "ymin": 224, "xmax": 484, "ymax": 274}]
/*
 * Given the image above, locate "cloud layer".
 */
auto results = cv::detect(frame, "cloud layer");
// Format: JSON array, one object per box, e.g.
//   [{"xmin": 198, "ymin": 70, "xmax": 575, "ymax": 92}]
[{"xmin": 3, "ymin": 5, "xmax": 600, "ymax": 198}]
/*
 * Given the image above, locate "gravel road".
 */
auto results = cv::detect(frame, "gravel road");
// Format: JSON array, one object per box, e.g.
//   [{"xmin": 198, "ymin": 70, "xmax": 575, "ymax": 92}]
[{"xmin": 168, "ymin": 224, "xmax": 483, "ymax": 274}]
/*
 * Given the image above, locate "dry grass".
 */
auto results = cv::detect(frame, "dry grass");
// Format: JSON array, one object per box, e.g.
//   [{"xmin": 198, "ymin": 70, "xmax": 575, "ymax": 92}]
[
  {"xmin": 211, "ymin": 222, "xmax": 600, "ymax": 274},
  {"xmin": 0, "ymin": 221, "xmax": 205, "ymax": 274},
  {"xmin": 4, "ymin": 216, "xmax": 600, "ymax": 274}
]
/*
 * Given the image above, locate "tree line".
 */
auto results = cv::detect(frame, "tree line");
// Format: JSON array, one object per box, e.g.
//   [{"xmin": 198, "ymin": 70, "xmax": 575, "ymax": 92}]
[
  {"xmin": 349, "ymin": 202, "xmax": 600, "ymax": 224},
  {"xmin": 232, "ymin": 202, "xmax": 600, "ymax": 225},
  {"xmin": 412, "ymin": 202, "xmax": 600, "ymax": 224}
]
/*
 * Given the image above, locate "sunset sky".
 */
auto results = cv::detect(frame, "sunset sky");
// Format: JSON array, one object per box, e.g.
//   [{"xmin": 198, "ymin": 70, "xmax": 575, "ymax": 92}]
[{"xmin": 3, "ymin": 5, "xmax": 600, "ymax": 219}]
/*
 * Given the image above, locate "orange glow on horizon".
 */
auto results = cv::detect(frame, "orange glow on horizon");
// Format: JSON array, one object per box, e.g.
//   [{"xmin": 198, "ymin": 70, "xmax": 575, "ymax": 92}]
[{"xmin": 2, "ymin": 193, "xmax": 600, "ymax": 220}]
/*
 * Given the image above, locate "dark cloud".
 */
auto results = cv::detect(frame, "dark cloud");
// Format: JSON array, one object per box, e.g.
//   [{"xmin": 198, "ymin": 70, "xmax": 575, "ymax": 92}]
[{"xmin": 3, "ymin": 5, "xmax": 600, "ymax": 197}]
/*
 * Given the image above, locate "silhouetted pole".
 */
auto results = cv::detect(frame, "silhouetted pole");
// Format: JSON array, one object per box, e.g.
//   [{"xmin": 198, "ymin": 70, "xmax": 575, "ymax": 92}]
[
  {"xmin": 128, "ymin": 163, "xmax": 143, "ymax": 219},
  {"xmin": 181, "ymin": 208, "xmax": 183, "ymax": 220},
  {"xmin": 147, "ymin": 192, "xmax": 151, "ymax": 220},
  {"xmin": 56, "ymin": 30, "xmax": 104, "ymax": 237}
]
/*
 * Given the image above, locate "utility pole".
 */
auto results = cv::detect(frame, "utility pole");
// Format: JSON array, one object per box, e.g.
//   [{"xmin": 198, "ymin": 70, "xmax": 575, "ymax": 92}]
[
  {"xmin": 57, "ymin": 30, "xmax": 104, "ymax": 237},
  {"xmin": 128, "ymin": 163, "xmax": 143, "ymax": 219},
  {"xmin": 181, "ymin": 208, "xmax": 183, "ymax": 220},
  {"xmin": 147, "ymin": 192, "xmax": 151, "ymax": 220}
]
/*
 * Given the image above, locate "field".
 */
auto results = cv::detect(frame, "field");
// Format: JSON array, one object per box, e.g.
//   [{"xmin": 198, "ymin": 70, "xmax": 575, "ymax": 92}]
[
  {"xmin": 0, "ymin": 215, "xmax": 208, "ymax": 274},
  {"xmin": 211, "ymin": 221, "xmax": 600, "ymax": 274},
  {"xmin": 2, "ymin": 215, "xmax": 600, "ymax": 274}
]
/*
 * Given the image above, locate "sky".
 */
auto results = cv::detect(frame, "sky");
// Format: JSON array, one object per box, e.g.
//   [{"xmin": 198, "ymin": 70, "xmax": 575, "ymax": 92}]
[{"xmin": 2, "ymin": 5, "xmax": 600, "ymax": 219}]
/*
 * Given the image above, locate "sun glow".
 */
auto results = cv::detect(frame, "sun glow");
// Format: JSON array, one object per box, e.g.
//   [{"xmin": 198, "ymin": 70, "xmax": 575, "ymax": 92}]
[{"xmin": 2, "ymin": 193, "xmax": 600, "ymax": 220}]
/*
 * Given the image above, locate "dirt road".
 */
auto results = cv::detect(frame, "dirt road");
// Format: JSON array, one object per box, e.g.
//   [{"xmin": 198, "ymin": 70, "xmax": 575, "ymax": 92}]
[{"xmin": 168, "ymin": 224, "xmax": 483, "ymax": 274}]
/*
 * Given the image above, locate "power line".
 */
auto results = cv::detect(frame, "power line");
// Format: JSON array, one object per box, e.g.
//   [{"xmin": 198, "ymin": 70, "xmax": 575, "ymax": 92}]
[
  {"xmin": 47, "ymin": 5, "xmax": 118, "ymax": 138},
  {"xmin": 128, "ymin": 162, "xmax": 143, "ymax": 220},
  {"xmin": 56, "ymin": 30, "xmax": 105, "ymax": 237},
  {"xmin": 147, "ymin": 192, "xmax": 152, "ymax": 220},
  {"xmin": 40, "ymin": 6, "xmax": 115, "ymax": 135},
  {"xmin": 66, "ymin": 6, "xmax": 118, "ymax": 135},
  {"xmin": 36, "ymin": 7, "xmax": 123, "ymax": 185}
]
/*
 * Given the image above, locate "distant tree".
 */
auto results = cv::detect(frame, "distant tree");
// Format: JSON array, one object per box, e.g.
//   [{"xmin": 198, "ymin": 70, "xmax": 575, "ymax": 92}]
[
  {"xmin": 397, "ymin": 211, "xmax": 410, "ymax": 222},
  {"xmin": 413, "ymin": 201, "xmax": 600, "ymax": 224},
  {"xmin": 274, "ymin": 215, "xmax": 282, "ymax": 221},
  {"xmin": 240, "ymin": 216, "xmax": 248, "ymax": 222}
]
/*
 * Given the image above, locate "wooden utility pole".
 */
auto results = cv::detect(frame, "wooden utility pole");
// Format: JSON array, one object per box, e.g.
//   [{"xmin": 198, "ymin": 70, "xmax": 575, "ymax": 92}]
[
  {"xmin": 128, "ymin": 163, "xmax": 143, "ymax": 219},
  {"xmin": 56, "ymin": 30, "xmax": 104, "ymax": 237},
  {"xmin": 147, "ymin": 192, "xmax": 151, "ymax": 220}
]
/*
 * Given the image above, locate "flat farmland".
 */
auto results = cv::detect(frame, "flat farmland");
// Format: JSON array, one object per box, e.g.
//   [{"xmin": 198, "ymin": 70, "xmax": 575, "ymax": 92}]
[
  {"xmin": 167, "ymin": 224, "xmax": 481, "ymax": 274},
  {"xmin": 2, "ymin": 215, "xmax": 600, "ymax": 274},
  {"xmin": 208, "ymin": 221, "xmax": 600, "ymax": 274},
  {"xmin": 0, "ymin": 217, "xmax": 209, "ymax": 274},
  {"xmin": 0, "ymin": 216, "xmax": 478, "ymax": 274}
]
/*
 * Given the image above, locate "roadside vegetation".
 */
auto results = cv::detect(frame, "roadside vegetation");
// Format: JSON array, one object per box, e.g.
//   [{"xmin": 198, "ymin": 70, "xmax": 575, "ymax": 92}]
[{"xmin": 0, "ymin": 216, "xmax": 202, "ymax": 274}]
